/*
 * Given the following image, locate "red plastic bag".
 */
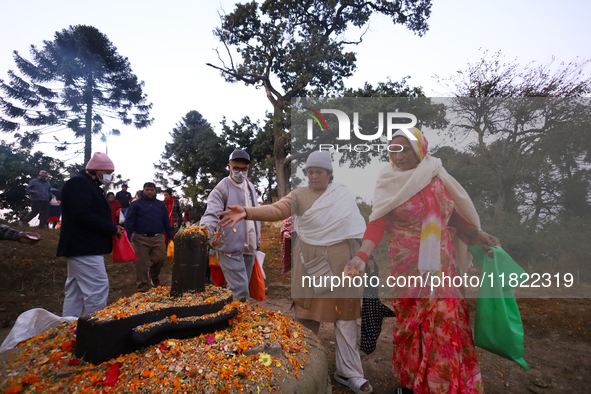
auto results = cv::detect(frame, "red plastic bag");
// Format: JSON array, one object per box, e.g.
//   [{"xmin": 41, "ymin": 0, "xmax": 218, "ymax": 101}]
[
  {"xmin": 249, "ymin": 255, "xmax": 265, "ymax": 301},
  {"xmin": 112, "ymin": 231, "xmax": 138, "ymax": 263}
]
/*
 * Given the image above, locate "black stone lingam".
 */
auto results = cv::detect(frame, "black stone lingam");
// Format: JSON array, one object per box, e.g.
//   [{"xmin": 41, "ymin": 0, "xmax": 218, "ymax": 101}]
[
  {"xmin": 170, "ymin": 228, "xmax": 209, "ymax": 296},
  {"xmin": 75, "ymin": 228, "xmax": 237, "ymax": 365}
]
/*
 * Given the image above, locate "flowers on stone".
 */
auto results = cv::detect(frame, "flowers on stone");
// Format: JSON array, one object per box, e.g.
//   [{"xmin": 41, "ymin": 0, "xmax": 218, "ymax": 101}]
[
  {"xmin": 205, "ymin": 334, "xmax": 216, "ymax": 345},
  {"xmin": 0, "ymin": 289, "xmax": 310, "ymax": 393},
  {"xmin": 258, "ymin": 352, "xmax": 272, "ymax": 367}
]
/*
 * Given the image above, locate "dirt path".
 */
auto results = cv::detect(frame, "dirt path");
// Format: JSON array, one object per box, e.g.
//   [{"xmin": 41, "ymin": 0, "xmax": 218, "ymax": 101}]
[{"xmin": 263, "ymin": 281, "xmax": 591, "ymax": 394}]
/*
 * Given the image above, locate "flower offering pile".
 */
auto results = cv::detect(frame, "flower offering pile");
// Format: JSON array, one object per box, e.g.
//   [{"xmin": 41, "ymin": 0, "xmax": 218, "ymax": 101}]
[
  {"xmin": 0, "ymin": 289, "xmax": 316, "ymax": 394},
  {"xmin": 74, "ymin": 286, "xmax": 238, "ymax": 365}
]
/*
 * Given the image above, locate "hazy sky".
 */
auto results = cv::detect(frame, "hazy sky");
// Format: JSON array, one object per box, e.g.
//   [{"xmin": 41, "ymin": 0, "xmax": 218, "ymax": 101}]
[{"xmin": 1, "ymin": 0, "xmax": 589, "ymax": 199}]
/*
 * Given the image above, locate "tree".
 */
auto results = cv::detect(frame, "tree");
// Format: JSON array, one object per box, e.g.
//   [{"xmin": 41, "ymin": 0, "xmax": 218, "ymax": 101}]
[
  {"xmin": 220, "ymin": 115, "xmax": 277, "ymax": 201},
  {"xmin": 0, "ymin": 25, "xmax": 153, "ymax": 164},
  {"xmin": 155, "ymin": 111, "xmax": 231, "ymax": 208},
  {"xmin": 155, "ymin": 111, "xmax": 275, "ymax": 207},
  {"xmin": 0, "ymin": 141, "xmax": 69, "ymax": 219},
  {"xmin": 436, "ymin": 51, "xmax": 591, "ymax": 223},
  {"xmin": 209, "ymin": 0, "xmax": 432, "ymax": 197}
]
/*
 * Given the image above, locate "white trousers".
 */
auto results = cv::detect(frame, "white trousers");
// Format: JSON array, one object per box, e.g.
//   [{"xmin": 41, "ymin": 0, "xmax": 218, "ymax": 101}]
[
  {"xmin": 62, "ymin": 255, "xmax": 109, "ymax": 317},
  {"xmin": 295, "ymin": 310, "xmax": 364, "ymax": 379},
  {"xmin": 334, "ymin": 319, "xmax": 364, "ymax": 378}
]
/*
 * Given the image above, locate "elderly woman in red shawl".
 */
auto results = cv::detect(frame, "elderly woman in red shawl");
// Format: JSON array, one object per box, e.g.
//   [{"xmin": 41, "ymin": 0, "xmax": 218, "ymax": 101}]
[{"xmin": 345, "ymin": 128, "xmax": 500, "ymax": 394}]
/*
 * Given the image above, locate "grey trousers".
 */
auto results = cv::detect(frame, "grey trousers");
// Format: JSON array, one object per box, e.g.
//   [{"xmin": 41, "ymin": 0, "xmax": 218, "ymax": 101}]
[
  {"xmin": 62, "ymin": 255, "xmax": 109, "ymax": 317},
  {"xmin": 217, "ymin": 252, "xmax": 255, "ymax": 299}
]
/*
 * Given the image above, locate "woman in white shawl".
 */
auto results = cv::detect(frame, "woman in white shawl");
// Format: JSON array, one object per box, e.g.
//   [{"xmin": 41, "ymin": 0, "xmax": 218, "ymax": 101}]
[
  {"xmin": 218, "ymin": 151, "xmax": 373, "ymax": 394},
  {"xmin": 345, "ymin": 128, "xmax": 500, "ymax": 394}
]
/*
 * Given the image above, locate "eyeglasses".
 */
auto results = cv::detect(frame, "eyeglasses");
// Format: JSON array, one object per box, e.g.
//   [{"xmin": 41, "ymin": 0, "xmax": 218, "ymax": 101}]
[{"xmin": 231, "ymin": 166, "xmax": 249, "ymax": 173}]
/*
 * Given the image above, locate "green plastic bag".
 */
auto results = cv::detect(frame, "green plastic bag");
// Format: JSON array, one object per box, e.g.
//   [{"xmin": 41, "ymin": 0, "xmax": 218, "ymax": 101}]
[{"xmin": 468, "ymin": 245, "xmax": 530, "ymax": 370}]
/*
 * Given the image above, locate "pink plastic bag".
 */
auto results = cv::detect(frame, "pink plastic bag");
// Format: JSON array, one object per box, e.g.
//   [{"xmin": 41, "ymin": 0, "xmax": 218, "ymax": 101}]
[{"xmin": 112, "ymin": 231, "xmax": 138, "ymax": 263}]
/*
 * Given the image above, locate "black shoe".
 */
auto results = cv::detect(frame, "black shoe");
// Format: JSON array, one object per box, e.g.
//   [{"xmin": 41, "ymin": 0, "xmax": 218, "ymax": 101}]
[{"xmin": 396, "ymin": 388, "xmax": 414, "ymax": 394}]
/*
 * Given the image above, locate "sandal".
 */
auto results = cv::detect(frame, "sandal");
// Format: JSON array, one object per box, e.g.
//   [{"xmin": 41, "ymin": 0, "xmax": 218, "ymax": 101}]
[
  {"xmin": 333, "ymin": 373, "xmax": 373, "ymax": 394},
  {"xmin": 396, "ymin": 388, "xmax": 415, "ymax": 394}
]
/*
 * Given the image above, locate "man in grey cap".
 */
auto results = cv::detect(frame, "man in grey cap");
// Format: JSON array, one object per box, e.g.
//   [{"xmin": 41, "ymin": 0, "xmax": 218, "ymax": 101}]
[
  {"xmin": 22, "ymin": 170, "xmax": 52, "ymax": 228},
  {"xmin": 200, "ymin": 149, "xmax": 260, "ymax": 299}
]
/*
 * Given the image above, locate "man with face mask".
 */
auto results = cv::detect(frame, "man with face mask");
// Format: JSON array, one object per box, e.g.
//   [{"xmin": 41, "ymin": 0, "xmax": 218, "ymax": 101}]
[
  {"xmin": 200, "ymin": 150, "xmax": 260, "ymax": 300},
  {"xmin": 57, "ymin": 152, "xmax": 124, "ymax": 317}
]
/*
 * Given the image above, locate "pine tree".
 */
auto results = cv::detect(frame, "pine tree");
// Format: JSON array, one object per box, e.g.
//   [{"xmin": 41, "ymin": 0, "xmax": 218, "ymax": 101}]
[{"xmin": 0, "ymin": 25, "xmax": 153, "ymax": 164}]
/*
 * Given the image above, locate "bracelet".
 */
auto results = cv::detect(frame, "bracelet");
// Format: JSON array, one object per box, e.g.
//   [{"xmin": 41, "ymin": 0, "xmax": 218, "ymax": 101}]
[
  {"xmin": 470, "ymin": 227, "xmax": 481, "ymax": 240},
  {"xmin": 355, "ymin": 251, "xmax": 369, "ymax": 263}
]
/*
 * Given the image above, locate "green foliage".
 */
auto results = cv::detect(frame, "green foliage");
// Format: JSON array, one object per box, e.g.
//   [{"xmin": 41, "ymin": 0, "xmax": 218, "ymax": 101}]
[
  {"xmin": 430, "ymin": 51, "xmax": 591, "ymax": 277},
  {"xmin": 210, "ymin": 0, "xmax": 433, "ymax": 197},
  {"xmin": 155, "ymin": 110, "xmax": 275, "ymax": 207},
  {"xmin": 0, "ymin": 142, "xmax": 68, "ymax": 218},
  {"xmin": 0, "ymin": 25, "xmax": 153, "ymax": 163},
  {"xmin": 155, "ymin": 111, "xmax": 231, "ymax": 207},
  {"xmin": 297, "ymin": 78, "xmax": 448, "ymax": 169},
  {"xmin": 220, "ymin": 115, "xmax": 277, "ymax": 202},
  {"xmin": 437, "ymin": 51, "xmax": 591, "ymax": 227}
]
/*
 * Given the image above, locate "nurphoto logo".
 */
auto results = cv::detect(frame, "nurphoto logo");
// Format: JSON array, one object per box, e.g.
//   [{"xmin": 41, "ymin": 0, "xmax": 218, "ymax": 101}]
[
  {"xmin": 305, "ymin": 108, "xmax": 417, "ymax": 152},
  {"xmin": 305, "ymin": 108, "xmax": 418, "ymax": 141}
]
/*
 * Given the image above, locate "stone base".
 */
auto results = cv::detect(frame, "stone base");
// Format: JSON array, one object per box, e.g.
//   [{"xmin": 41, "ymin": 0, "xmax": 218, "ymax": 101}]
[{"xmin": 76, "ymin": 294, "xmax": 233, "ymax": 365}]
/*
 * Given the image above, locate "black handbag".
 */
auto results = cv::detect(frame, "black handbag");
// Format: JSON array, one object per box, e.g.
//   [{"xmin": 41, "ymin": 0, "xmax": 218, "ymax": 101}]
[{"xmin": 360, "ymin": 258, "xmax": 396, "ymax": 354}]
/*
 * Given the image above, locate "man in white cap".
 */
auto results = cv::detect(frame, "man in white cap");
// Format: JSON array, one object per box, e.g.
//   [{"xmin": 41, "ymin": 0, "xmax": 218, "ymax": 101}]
[
  {"xmin": 57, "ymin": 152, "xmax": 124, "ymax": 317},
  {"xmin": 22, "ymin": 170, "xmax": 52, "ymax": 228},
  {"xmin": 200, "ymin": 149, "xmax": 261, "ymax": 300}
]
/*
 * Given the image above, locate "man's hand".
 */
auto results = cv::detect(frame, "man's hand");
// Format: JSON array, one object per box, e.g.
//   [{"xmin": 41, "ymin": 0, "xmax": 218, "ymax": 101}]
[
  {"xmin": 217, "ymin": 205, "xmax": 247, "ymax": 228},
  {"xmin": 344, "ymin": 256, "xmax": 366, "ymax": 277},
  {"xmin": 19, "ymin": 232, "xmax": 41, "ymax": 245},
  {"xmin": 115, "ymin": 225, "xmax": 124, "ymax": 239}
]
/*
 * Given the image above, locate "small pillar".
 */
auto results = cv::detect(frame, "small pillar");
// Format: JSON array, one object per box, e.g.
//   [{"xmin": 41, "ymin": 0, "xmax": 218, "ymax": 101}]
[{"xmin": 170, "ymin": 229, "xmax": 209, "ymax": 297}]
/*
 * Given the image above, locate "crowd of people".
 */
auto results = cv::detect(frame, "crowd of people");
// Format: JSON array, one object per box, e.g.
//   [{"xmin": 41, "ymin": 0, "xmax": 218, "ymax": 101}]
[
  {"xmin": 218, "ymin": 130, "xmax": 500, "ymax": 394},
  {"xmin": 6, "ymin": 129, "xmax": 503, "ymax": 393}
]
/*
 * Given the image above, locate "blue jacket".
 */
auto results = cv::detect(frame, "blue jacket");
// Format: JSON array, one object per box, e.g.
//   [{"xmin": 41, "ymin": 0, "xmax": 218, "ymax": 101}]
[
  {"xmin": 124, "ymin": 195, "xmax": 174, "ymax": 241},
  {"xmin": 27, "ymin": 178, "xmax": 51, "ymax": 201}
]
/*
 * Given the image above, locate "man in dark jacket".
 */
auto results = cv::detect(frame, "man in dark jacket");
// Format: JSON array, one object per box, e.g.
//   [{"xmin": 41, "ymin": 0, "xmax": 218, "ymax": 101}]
[
  {"xmin": 125, "ymin": 182, "xmax": 174, "ymax": 292},
  {"xmin": 115, "ymin": 184, "xmax": 132, "ymax": 217},
  {"xmin": 22, "ymin": 170, "xmax": 52, "ymax": 228},
  {"xmin": 57, "ymin": 152, "xmax": 123, "ymax": 317}
]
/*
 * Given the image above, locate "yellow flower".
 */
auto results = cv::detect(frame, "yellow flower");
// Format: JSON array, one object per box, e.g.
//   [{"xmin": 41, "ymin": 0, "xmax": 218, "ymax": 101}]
[
  {"xmin": 275, "ymin": 361, "xmax": 281, "ymax": 368},
  {"xmin": 258, "ymin": 352, "xmax": 272, "ymax": 367},
  {"xmin": 215, "ymin": 334, "xmax": 223, "ymax": 341}
]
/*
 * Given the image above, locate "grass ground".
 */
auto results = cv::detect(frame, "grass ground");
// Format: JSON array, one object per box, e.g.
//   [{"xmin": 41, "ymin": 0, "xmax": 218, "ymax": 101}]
[{"xmin": 1, "ymin": 220, "xmax": 591, "ymax": 393}]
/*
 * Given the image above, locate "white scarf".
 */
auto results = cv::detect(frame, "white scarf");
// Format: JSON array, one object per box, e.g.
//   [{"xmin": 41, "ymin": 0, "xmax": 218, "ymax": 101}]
[
  {"xmin": 370, "ymin": 155, "xmax": 480, "ymax": 274},
  {"xmin": 295, "ymin": 182, "xmax": 366, "ymax": 246}
]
